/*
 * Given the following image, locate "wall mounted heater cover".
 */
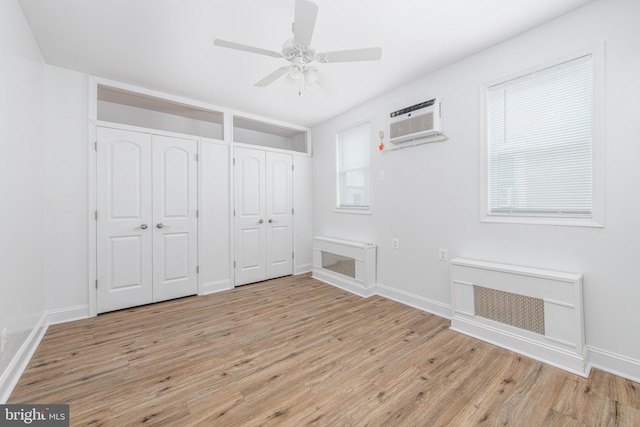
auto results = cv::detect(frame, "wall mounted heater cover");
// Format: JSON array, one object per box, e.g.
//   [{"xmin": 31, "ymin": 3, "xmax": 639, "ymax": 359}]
[
  {"xmin": 450, "ymin": 258, "xmax": 586, "ymax": 376},
  {"xmin": 312, "ymin": 236, "xmax": 377, "ymax": 297}
]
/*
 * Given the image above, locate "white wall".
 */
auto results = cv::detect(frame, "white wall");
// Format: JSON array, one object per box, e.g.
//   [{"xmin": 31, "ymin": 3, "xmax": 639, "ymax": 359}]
[
  {"xmin": 43, "ymin": 65, "xmax": 89, "ymax": 319},
  {"xmin": 312, "ymin": 0, "xmax": 640, "ymax": 379},
  {"xmin": 0, "ymin": 0, "xmax": 46, "ymax": 399},
  {"xmin": 294, "ymin": 154, "xmax": 313, "ymax": 274},
  {"xmin": 200, "ymin": 140, "xmax": 232, "ymax": 293}
]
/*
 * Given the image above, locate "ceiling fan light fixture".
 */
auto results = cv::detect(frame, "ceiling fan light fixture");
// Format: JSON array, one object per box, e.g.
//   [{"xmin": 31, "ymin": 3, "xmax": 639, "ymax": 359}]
[
  {"xmin": 288, "ymin": 65, "xmax": 303, "ymax": 80},
  {"xmin": 304, "ymin": 68, "xmax": 318, "ymax": 85}
]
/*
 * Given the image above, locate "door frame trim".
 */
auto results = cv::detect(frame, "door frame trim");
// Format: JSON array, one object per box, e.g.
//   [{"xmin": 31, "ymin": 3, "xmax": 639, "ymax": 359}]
[{"xmin": 88, "ymin": 79, "xmax": 97, "ymax": 317}]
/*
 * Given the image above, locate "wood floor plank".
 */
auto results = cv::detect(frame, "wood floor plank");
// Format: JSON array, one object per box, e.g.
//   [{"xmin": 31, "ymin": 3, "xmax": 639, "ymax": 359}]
[{"xmin": 8, "ymin": 274, "xmax": 640, "ymax": 426}]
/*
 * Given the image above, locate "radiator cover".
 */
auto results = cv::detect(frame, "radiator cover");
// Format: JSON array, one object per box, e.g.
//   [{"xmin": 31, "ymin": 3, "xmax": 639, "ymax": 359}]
[
  {"xmin": 312, "ymin": 236, "xmax": 377, "ymax": 297},
  {"xmin": 450, "ymin": 258, "xmax": 586, "ymax": 376}
]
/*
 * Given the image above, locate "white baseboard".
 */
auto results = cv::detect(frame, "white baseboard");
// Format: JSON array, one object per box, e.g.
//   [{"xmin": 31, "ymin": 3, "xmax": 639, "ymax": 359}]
[
  {"xmin": 451, "ymin": 316, "xmax": 588, "ymax": 377},
  {"xmin": 312, "ymin": 270, "xmax": 376, "ymax": 298},
  {"xmin": 0, "ymin": 314, "xmax": 48, "ymax": 404},
  {"xmin": 200, "ymin": 280, "xmax": 233, "ymax": 295},
  {"xmin": 47, "ymin": 305, "xmax": 89, "ymax": 325},
  {"xmin": 587, "ymin": 346, "xmax": 640, "ymax": 383},
  {"xmin": 295, "ymin": 263, "xmax": 313, "ymax": 275},
  {"xmin": 376, "ymin": 283, "xmax": 452, "ymax": 319}
]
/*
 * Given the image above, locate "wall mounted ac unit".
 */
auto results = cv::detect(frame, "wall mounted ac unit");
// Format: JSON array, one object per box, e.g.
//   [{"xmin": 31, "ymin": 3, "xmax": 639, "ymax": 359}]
[{"xmin": 389, "ymin": 98, "xmax": 442, "ymax": 144}]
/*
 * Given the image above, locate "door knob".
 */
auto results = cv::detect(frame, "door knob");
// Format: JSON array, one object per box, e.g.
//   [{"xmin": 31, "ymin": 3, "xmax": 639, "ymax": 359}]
[
  {"xmin": 258, "ymin": 219, "xmax": 264, "ymax": 224},
  {"xmin": 268, "ymin": 219, "xmax": 273, "ymax": 223},
  {"xmin": 135, "ymin": 224, "xmax": 148, "ymax": 230},
  {"xmin": 156, "ymin": 223, "xmax": 170, "ymax": 229}
]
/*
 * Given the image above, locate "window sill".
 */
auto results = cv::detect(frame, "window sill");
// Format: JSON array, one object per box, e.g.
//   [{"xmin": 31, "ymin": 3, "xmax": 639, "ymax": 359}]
[
  {"xmin": 481, "ymin": 214, "xmax": 603, "ymax": 228},
  {"xmin": 334, "ymin": 208, "xmax": 372, "ymax": 215}
]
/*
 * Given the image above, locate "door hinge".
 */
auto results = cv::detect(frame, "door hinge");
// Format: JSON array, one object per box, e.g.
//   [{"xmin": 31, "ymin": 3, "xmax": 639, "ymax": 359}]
[
  {"xmin": 95, "ymin": 279, "xmax": 98, "ymax": 289},
  {"xmin": 233, "ymin": 209, "xmax": 236, "ymax": 217},
  {"xmin": 196, "ymin": 266, "xmax": 199, "ymax": 274},
  {"xmin": 196, "ymin": 209, "xmax": 199, "ymax": 218},
  {"xmin": 233, "ymin": 158, "xmax": 236, "ymax": 165},
  {"xmin": 234, "ymin": 261, "xmax": 236, "ymax": 268},
  {"xmin": 195, "ymin": 153, "xmax": 199, "ymax": 161},
  {"xmin": 292, "ymin": 251, "xmax": 295, "ymax": 259},
  {"xmin": 94, "ymin": 141, "xmax": 97, "ymax": 151},
  {"xmin": 292, "ymin": 164, "xmax": 294, "ymax": 171},
  {"xmin": 292, "ymin": 208, "xmax": 294, "ymax": 215},
  {"xmin": 95, "ymin": 210, "xmax": 98, "ymax": 220}
]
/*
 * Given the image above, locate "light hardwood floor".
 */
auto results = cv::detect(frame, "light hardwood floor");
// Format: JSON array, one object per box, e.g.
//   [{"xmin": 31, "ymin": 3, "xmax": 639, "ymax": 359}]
[{"xmin": 9, "ymin": 274, "xmax": 640, "ymax": 426}]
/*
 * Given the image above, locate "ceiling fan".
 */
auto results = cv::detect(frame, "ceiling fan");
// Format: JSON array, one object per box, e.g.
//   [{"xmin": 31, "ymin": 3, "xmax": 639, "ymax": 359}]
[{"xmin": 213, "ymin": 0, "xmax": 382, "ymax": 93}]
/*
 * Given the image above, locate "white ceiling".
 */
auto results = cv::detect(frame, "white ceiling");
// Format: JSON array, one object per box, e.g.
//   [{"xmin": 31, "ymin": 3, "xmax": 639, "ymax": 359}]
[{"xmin": 19, "ymin": 0, "xmax": 593, "ymax": 128}]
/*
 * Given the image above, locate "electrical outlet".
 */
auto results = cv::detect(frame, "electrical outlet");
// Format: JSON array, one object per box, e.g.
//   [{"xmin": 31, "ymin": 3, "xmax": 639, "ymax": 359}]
[
  {"xmin": 438, "ymin": 248, "xmax": 448, "ymax": 261},
  {"xmin": 392, "ymin": 238, "xmax": 399, "ymax": 249},
  {"xmin": 1, "ymin": 328, "xmax": 6, "ymax": 353}
]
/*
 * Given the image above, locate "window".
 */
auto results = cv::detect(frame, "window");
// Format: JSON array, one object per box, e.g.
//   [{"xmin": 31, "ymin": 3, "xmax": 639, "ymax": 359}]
[
  {"xmin": 336, "ymin": 121, "xmax": 371, "ymax": 210},
  {"xmin": 483, "ymin": 51, "xmax": 603, "ymax": 227}
]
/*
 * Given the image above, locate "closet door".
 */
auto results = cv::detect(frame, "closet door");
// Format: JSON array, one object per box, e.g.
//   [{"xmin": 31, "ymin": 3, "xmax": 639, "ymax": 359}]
[
  {"xmin": 97, "ymin": 127, "xmax": 153, "ymax": 313},
  {"xmin": 234, "ymin": 147, "xmax": 267, "ymax": 285},
  {"xmin": 265, "ymin": 152, "xmax": 293, "ymax": 280},
  {"xmin": 97, "ymin": 128, "xmax": 198, "ymax": 313},
  {"xmin": 234, "ymin": 147, "xmax": 293, "ymax": 286},
  {"xmin": 152, "ymin": 135, "xmax": 198, "ymax": 302}
]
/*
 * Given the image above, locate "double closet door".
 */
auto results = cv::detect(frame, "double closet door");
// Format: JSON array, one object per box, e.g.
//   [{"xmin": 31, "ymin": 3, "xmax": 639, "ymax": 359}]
[
  {"xmin": 96, "ymin": 127, "xmax": 198, "ymax": 313},
  {"xmin": 234, "ymin": 147, "xmax": 293, "ymax": 286}
]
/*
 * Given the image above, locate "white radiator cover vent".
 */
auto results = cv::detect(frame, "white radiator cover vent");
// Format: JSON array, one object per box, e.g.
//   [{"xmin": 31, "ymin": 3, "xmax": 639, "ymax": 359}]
[
  {"xmin": 451, "ymin": 258, "xmax": 586, "ymax": 376},
  {"xmin": 312, "ymin": 236, "xmax": 377, "ymax": 297},
  {"xmin": 474, "ymin": 285, "xmax": 545, "ymax": 335},
  {"xmin": 321, "ymin": 251, "xmax": 356, "ymax": 278},
  {"xmin": 389, "ymin": 98, "xmax": 442, "ymax": 144}
]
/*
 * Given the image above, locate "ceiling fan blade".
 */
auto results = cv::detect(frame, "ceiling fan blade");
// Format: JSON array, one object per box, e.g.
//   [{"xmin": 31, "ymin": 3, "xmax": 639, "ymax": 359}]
[
  {"xmin": 293, "ymin": 0, "xmax": 318, "ymax": 46},
  {"xmin": 317, "ymin": 47, "xmax": 382, "ymax": 63},
  {"xmin": 255, "ymin": 67, "xmax": 289, "ymax": 87},
  {"xmin": 213, "ymin": 39, "xmax": 282, "ymax": 59}
]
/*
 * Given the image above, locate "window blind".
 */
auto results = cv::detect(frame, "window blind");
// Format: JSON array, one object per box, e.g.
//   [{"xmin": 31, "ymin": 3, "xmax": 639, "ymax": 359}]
[
  {"xmin": 487, "ymin": 55, "xmax": 593, "ymax": 216},
  {"xmin": 337, "ymin": 122, "xmax": 370, "ymax": 208}
]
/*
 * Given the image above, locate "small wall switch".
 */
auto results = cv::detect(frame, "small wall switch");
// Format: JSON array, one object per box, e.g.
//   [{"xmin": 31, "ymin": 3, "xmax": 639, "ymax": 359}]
[
  {"xmin": 392, "ymin": 238, "xmax": 399, "ymax": 249},
  {"xmin": 438, "ymin": 248, "xmax": 448, "ymax": 261}
]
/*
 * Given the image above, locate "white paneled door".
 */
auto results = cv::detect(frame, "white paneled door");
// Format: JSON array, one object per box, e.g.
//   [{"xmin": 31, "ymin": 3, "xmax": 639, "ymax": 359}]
[
  {"xmin": 97, "ymin": 128, "xmax": 152, "ymax": 312},
  {"xmin": 152, "ymin": 135, "xmax": 198, "ymax": 302},
  {"xmin": 265, "ymin": 152, "xmax": 294, "ymax": 279},
  {"xmin": 234, "ymin": 147, "xmax": 292, "ymax": 286},
  {"xmin": 97, "ymin": 127, "xmax": 198, "ymax": 313}
]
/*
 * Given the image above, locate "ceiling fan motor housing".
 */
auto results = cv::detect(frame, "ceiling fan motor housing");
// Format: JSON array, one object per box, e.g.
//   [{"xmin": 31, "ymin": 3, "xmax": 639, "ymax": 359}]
[{"xmin": 282, "ymin": 39, "xmax": 316, "ymax": 64}]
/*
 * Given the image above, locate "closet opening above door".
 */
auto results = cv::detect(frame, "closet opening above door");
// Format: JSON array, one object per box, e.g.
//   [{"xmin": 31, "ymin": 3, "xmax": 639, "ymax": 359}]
[
  {"xmin": 97, "ymin": 85, "xmax": 224, "ymax": 140},
  {"xmin": 233, "ymin": 116, "xmax": 309, "ymax": 154}
]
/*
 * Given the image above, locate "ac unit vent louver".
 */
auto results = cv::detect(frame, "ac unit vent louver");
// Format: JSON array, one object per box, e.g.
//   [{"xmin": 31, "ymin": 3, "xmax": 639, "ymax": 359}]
[{"xmin": 389, "ymin": 98, "xmax": 442, "ymax": 144}]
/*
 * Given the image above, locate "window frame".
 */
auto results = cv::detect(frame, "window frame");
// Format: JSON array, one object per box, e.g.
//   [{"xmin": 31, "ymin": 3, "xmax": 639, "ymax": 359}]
[
  {"xmin": 479, "ymin": 44, "xmax": 605, "ymax": 228},
  {"xmin": 335, "ymin": 119, "xmax": 373, "ymax": 214}
]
